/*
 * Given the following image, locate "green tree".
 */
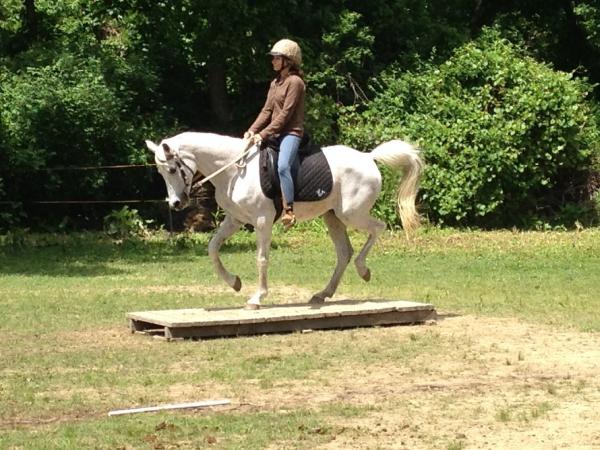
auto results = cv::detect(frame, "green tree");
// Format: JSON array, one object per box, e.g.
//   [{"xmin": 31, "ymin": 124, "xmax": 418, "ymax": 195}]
[
  {"xmin": 2, "ymin": 0, "xmax": 600, "ymax": 230},
  {"xmin": 340, "ymin": 30, "xmax": 600, "ymax": 228},
  {"xmin": 471, "ymin": 0, "xmax": 600, "ymax": 91}
]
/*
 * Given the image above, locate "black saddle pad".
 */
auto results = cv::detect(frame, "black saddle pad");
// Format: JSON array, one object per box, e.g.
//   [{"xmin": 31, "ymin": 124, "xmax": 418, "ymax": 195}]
[{"xmin": 259, "ymin": 138, "xmax": 333, "ymax": 204}]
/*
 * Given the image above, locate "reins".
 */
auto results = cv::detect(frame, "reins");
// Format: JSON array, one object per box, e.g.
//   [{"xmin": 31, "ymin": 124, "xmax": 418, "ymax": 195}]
[{"xmin": 192, "ymin": 138, "xmax": 256, "ymax": 188}]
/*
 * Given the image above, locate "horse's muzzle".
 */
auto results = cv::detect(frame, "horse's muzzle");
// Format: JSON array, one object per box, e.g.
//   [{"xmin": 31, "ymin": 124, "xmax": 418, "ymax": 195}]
[{"xmin": 169, "ymin": 194, "xmax": 189, "ymax": 211}]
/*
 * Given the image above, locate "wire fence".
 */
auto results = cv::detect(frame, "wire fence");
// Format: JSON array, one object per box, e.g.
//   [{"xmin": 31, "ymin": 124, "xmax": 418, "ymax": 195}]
[
  {"xmin": 0, "ymin": 199, "xmax": 165, "ymax": 205},
  {"xmin": 0, "ymin": 163, "xmax": 185, "ymax": 231},
  {"xmin": 35, "ymin": 163, "xmax": 157, "ymax": 171},
  {"xmin": 0, "ymin": 164, "xmax": 165, "ymax": 204}
]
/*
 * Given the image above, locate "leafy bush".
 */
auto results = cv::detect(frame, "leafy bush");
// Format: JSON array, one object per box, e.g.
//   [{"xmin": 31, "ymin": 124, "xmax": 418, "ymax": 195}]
[
  {"xmin": 0, "ymin": 51, "xmax": 171, "ymax": 229},
  {"xmin": 340, "ymin": 29, "xmax": 600, "ymax": 228},
  {"xmin": 308, "ymin": 10, "xmax": 375, "ymax": 99},
  {"xmin": 103, "ymin": 206, "xmax": 153, "ymax": 239},
  {"xmin": 304, "ymin": 10, "xmax": 375, "ymax": 145},
  {"xmin": 0, "ymin": 227, "xmax": 29, "ymax": 250},
  {"xmin": 0, "ymin": 59, "xmax": 117, "ymax": 224},
  {"xmin": 2, "ymin": 59, "xmax": 118, "ymax": 161},
  {"xmin": 574, "ymin": 1, "xmax": 600, "ymax": 49},
  {"xmin": 0, "ymin": 0, "xmax": 175, "ymax": 230},
  {"xmin": 305, "ymin": 92, "xmax": 339, "ymax": 145}
]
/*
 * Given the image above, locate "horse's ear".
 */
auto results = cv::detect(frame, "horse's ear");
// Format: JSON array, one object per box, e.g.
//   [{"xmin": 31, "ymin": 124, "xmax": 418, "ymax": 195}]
[
  {"xmin": 162, "ymin": 143, "xmax": 175, "ymax": 160},
  {"xmin": 145, "ymin": 140, "xmax": 159, "ymax": 154}
]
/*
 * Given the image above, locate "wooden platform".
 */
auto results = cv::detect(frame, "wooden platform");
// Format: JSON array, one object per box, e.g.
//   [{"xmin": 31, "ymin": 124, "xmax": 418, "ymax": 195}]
[{"xmin": 127, "ymin": 299, "xmax": 436, "ymax": 340}]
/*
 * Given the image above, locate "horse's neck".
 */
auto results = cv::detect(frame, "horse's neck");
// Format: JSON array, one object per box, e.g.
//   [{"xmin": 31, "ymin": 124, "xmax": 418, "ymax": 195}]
[{"xmin": 181, "ymin": 132, "xmax": 243, "ymax": 180}]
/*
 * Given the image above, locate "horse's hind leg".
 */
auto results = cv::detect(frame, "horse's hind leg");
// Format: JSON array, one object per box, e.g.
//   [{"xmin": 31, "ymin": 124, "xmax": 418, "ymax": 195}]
[
  {"xmin": 309, "ymin": 211, "xmax": 353, "ymax": 304},
  {"xmin": 347, "ymin": 214, "xmax": 386, "ymax": 282},
  {"xmin": 208, "ymin": 214, "xmax": 243, "ymax": 291}
]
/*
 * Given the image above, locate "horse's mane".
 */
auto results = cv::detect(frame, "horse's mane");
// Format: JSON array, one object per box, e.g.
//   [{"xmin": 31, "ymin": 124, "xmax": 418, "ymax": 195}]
[{"xmin": 162, "ymin": 132, "xmax": 243, "ymax": 154}]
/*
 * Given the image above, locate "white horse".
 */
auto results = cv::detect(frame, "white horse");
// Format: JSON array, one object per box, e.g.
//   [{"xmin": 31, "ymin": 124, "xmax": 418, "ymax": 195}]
[{"xmin": 145, "ymin": 132, "xmax": 423, "ymax": 309}]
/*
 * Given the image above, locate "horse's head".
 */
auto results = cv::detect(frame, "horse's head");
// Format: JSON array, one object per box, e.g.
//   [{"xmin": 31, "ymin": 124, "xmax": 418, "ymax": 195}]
[{"xmin": 145, "ymin": 139, "xmax": 197, "ymax": 210}]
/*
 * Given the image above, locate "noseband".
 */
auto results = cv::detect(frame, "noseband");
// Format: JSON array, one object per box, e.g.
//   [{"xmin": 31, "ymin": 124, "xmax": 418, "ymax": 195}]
[{"xmin": 159, "ymin": 151, "xmax": 196, "ymax": 196}]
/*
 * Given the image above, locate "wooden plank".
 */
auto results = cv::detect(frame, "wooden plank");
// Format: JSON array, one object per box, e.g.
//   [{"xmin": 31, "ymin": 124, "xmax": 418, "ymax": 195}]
[
  {"xmin": 129, "ymin": 318, "xmax": 164, "ymax": 333},
  {"xmin": 166, "ymin": 308, "xmax": 436, "ymax": 339},
  {"xmin": 127, "ymin": 300, "xmax": 434, "ymax": 328},
  {"xmin": 127, "ymin": 299, "xmax": 436, "ymax": 340}
]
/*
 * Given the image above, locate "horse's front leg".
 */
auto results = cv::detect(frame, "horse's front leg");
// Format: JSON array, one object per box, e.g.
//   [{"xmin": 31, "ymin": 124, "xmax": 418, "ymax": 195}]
[
  {"xmin": 208, "ymin": 214, "xmax": 243, "ymax": 291},
  {"xmin": 245, "ymin": 216, "xmax": 273, "ymax": 310}
]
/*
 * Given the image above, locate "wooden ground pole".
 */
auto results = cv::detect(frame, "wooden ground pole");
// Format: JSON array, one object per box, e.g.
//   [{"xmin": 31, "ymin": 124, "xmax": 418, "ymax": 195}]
[{"xmin": 127, "ymin": 299, "xmax": 436, "ymax": 340}]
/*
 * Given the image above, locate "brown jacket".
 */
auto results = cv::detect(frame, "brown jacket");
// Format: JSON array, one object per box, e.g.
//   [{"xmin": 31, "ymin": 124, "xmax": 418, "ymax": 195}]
[{"xmin": 249, "ymin": 73, "xmax": 305, "ymax": 139}]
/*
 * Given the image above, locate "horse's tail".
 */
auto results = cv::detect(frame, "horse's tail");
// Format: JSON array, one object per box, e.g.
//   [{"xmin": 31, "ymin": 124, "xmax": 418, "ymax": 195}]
[{"xmin": 370, "ymin": 140, "xmax": 423, "ymax": 236}]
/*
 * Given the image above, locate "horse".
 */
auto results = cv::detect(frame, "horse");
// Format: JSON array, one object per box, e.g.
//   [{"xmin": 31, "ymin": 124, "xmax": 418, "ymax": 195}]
[{"xmin": 145, "ymin": 132, "xmax": 423, "ymax": 309}]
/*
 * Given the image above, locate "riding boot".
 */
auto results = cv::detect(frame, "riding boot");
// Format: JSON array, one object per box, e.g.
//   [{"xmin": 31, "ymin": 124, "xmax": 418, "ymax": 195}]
[{"xmin": 281, "ymin": 203, "xmax": 296, "ymax": 231}]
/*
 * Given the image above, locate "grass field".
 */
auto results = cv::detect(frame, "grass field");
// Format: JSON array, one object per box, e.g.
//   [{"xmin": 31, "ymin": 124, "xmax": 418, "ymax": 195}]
[{"xmin": 1, "ymin": 226, "xmax": 599, "ymax": 449}]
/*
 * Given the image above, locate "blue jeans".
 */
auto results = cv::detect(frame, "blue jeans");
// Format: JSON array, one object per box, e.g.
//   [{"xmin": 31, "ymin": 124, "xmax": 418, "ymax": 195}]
[{"xmin": 278, "ymin": 134, "xmax": 301, "ymax": 206}]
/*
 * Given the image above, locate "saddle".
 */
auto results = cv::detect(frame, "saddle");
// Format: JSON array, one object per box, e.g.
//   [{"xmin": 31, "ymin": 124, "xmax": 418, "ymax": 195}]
[{"xmin": 259, "ymin": 134, "xmax": 333, "ymax": 221}]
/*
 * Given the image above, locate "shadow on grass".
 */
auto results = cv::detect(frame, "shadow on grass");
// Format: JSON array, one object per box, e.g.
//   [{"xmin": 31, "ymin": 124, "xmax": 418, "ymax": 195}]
[{"xmin": 0, "ymin": 233, "xmax": 270, "ymax": 277}]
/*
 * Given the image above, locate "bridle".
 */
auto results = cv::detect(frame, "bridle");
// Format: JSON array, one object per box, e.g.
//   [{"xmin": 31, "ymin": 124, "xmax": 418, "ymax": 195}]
[
  {"xmin": 158, "ymin": 150, "xmax": 196, "ymax": 197},
  {"xmin": 158, "ymin": 139, "xmax": 256, "ymax": 204},
  {"xmin": 168, "ymin": 154, "xmax": 195, "ymax": 189}
]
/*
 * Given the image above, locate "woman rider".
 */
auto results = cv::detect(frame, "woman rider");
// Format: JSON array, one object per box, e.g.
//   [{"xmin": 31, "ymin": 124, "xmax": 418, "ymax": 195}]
[{"xmin": 244, "ymin": 38, "xmax": 305, "ymax": 230}]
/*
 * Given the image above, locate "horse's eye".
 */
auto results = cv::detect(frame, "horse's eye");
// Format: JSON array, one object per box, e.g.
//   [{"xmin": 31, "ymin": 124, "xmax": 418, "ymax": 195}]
[{"xmin": 168, "ymin": 167, "xmax": 176, "ymax": 174}]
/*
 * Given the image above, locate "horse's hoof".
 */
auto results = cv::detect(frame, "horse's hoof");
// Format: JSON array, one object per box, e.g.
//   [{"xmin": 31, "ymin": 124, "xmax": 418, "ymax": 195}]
[
  {"xmin": 232, "ymin": 276, "xmax": 242, "ymax": 292},
  {"xmin": 309, "ymin": 295, "xmax": 325, "ymax": 304},
  {"xmin": 361, "ymin": 268, "xmax": 371, "ymax": 282},
  {"xmin": 244, "ymin": 303, "xmax": 260, "ymax": 310}
]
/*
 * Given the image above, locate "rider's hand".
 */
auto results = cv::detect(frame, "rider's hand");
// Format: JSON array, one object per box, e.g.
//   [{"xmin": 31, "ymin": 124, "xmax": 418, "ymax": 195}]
[
  {"xmin": 243, "ymin": 131, "xmax": 254, "ymax": 140},
  {"xmin": 251, "ymin": 134, "xmax": 263, "ymax": 146}
]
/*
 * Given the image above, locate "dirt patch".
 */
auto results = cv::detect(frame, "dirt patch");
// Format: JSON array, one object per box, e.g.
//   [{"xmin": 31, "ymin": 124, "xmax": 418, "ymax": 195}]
[
  {"xmin": 4, "ymin": 315, "xmax": 599, "ymax": 449},
  {"xmin": 57, "ymin": 315, "xmax": 600, "ymax": 449},
  {"xmin": 235, "ymin": 315, "xmax": 600, "ymax": 449}
]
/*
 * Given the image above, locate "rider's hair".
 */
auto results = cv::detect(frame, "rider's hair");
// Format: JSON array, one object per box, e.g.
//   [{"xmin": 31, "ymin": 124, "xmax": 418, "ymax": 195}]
[{"xmin": 287, "ymin": 60, "xmax": 304, "ymax": 80}]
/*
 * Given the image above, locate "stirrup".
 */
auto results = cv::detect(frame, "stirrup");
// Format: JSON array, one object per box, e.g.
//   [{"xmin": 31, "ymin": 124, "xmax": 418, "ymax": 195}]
[{"xmin": 281, "ymin": 209, "xmax": 296, "ymax": 231}]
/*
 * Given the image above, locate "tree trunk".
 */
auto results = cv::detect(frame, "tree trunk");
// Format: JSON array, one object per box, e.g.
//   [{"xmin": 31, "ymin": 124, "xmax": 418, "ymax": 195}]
[
  {"xmin": 561, "ymin": 0, "xmax": 600, "ymax": 82},
  {"xmin": 470, "ymin": 0, "xmax": 503, "ymax": 33},
  {"xmin": 206, "ymin": 59, "xmax": 232, "ymax": 127},
  {"xmin": 24, "ymin": 0, "xmax": 37, "ymax": 38},
  {"xmin": 470, "ymin": 0, "xmax": 486, "ymax": 33}
]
